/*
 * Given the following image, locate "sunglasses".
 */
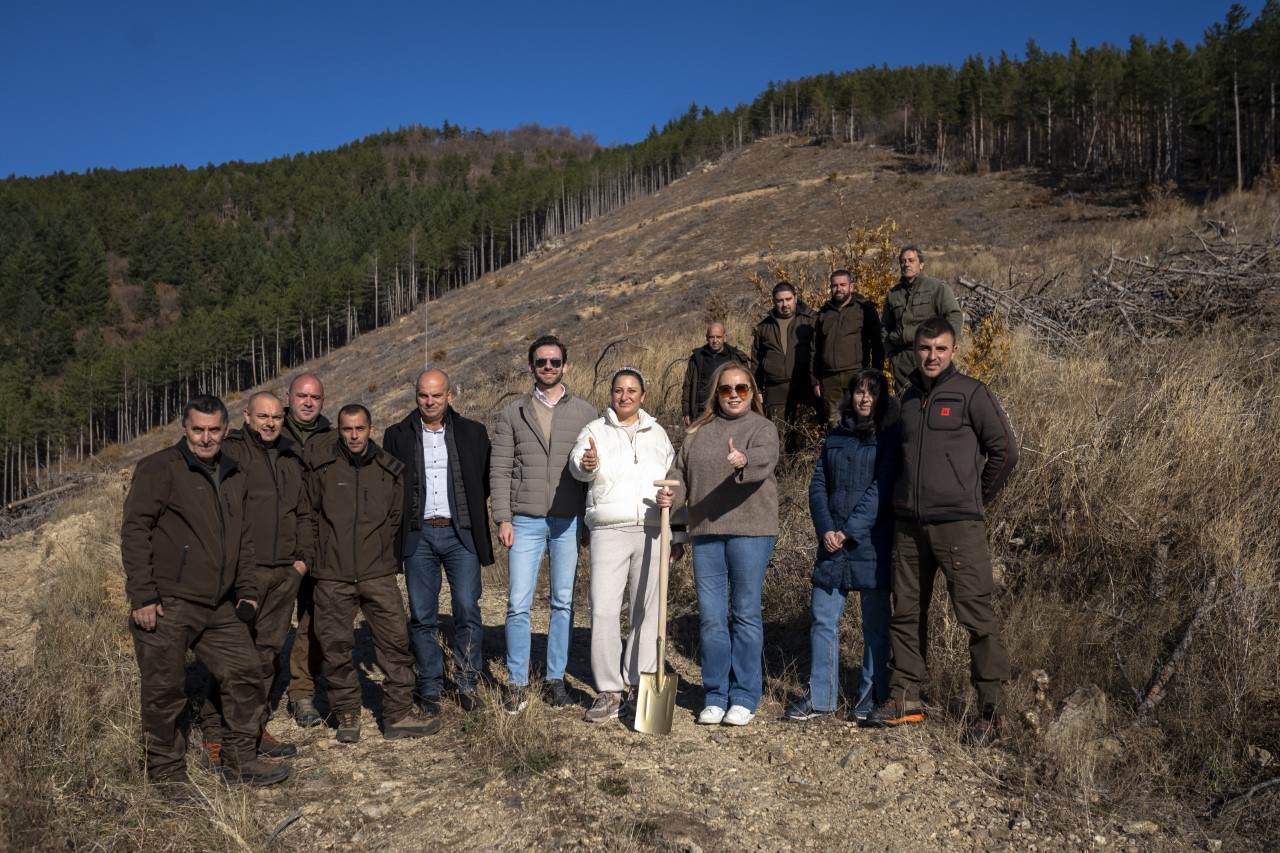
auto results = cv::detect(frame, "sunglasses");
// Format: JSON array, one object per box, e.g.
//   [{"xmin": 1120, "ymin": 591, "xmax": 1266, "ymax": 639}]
[
  {"xmin": 534, "ymin": 357, "xmax": 563, "ymax": 368},
  {"xmin": 717, "ymin": 383, "xmax": 751, "ymax": 399}
]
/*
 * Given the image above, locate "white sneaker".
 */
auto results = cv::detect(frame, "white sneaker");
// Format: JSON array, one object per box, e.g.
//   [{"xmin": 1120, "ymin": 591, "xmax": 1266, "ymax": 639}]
[
  {"xmin": 723, "ymin": 705, "xmax": 755, "ymax": 726},
  {"xmin": 697, "ymin": 706, "xmax": 726, "ymax": 725}
]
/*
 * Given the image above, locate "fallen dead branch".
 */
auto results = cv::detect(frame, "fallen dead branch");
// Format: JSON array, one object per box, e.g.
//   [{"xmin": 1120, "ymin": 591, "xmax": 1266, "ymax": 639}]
[{"xmin": 1136, "ymin": 571, "xmax": 1219, "ymax": 719}]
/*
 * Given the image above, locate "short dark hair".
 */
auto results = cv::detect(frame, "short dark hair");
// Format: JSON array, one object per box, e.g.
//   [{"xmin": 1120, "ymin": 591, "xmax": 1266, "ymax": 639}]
[
  {"xmin": 337, "ymin": 403, "xmax": 372, "ymax": 426},
  {"xmin": 183, "ymin": 395, "xmax": 227, "ymax": 425},
  {"xmin": 914, "ymin": 315, "xmax": 957, "ymax": 345},
  {"xmin": 830, "ymin": 269, "xmax": 852, "ymax": 282},
  {"xmin": 528, "ymin": 335, "xmax": 567, "ymax": 364},
  {"xmin": 899, "ymin": 245, "xmax": 926, "ymax": 264},
  {"xmin": 771, "ymin": 281, "xmax": 796, "ymax": 297}
]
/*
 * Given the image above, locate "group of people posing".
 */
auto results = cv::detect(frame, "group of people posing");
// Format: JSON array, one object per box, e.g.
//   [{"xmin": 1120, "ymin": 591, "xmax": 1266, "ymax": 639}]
[{"xmin": 122, "ymin": 246, "xmax": 1018, "ymax": 803}]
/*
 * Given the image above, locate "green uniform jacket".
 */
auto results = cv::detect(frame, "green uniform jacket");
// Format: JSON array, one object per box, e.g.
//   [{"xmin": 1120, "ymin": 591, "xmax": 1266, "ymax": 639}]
[
  {"xmin": 881, "ymin": 274, "xmax": 963, "ymax": 354},
  {"xmin": 221, "ymin": 428, "xmax": 315, "ymax": 570},
  {"xmin": 812, "ymin": 296, "xmax": 884, "ymax": 379},
  {"xmin": 121, "ymin": 441, "xmax": 258, "ymax": 610},
  {"xmin": 752, "ymin": 302, "xmax": 817, "ymax": 389},
  {"xmin": 308, "ymin": 439, "xmax": 404, "ymax": 583}
]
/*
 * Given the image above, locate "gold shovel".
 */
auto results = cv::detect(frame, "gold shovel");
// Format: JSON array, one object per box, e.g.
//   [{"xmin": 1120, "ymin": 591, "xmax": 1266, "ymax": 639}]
[{"xmin": 635, "ymin": 479, "xmax": 679, "ymax": 734}]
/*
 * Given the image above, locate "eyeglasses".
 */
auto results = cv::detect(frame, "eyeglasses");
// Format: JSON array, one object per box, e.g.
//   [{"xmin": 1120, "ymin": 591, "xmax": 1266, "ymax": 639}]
[
  {"xmin": 717, "ymin": 383, "xmax": 751, "ymax": 399},
  {"xmin": 534, "ymin": 357, "xmax": 563, "ymax": 368}
]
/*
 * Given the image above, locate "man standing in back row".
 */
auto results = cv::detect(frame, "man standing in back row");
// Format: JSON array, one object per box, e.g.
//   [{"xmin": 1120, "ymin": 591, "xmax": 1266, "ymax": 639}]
[
  {"xmin": 281, "ymin": 373, "xmax": 333, "ymax": 729},
  {"xmin": 383, "ymin": 369, "xmax": 494, "ymax": 716},
  {"xmin": 812, "ymin": 269, "xmax": 883, "ymax": 425},
  {"xmin": 490, "ymin": 336, "xmax": 596, "ymax": 714},
  {"xmin": 682, "ymin": 323, "xmax": 750, "ymax": 426},
  {"xmin": 865, "ymin": 316, "xmax": 1018, "ymax": 745},
  {"xmin": 752, "ymin": 281, "xmax": 817, "ymax": 449},
  {"xmin": 881, "ymin": 247, "xmax": 964, "ymax": 390}
]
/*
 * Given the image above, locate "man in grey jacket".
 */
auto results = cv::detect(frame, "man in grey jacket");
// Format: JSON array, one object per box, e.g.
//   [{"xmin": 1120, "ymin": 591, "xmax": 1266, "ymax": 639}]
[{"xmin": 490, "ymin": 335, "xmax": 596, "ymax": 714}]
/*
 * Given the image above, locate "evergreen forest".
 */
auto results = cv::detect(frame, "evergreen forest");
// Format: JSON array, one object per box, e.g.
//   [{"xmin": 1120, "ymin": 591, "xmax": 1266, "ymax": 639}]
[{"xmin": 0, "ymin": 3, "xmax": 1274, "ymax": 503}]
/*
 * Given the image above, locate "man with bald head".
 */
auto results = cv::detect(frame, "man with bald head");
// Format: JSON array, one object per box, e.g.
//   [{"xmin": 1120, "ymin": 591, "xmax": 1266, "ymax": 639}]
[
  {"xmin": 383, "ymin": 369, "xmax": 494, "ymax": 714},
  {"xmin": 197, "ymin": 391, "xmax": 312, "ymax": 767},
  {"xmin": 681, "ymin": 322, "xmax": 750, "ymax": 426},
  {"xmin": 282, "ymin": 373, "xmax": 334, "ymax": 728}
]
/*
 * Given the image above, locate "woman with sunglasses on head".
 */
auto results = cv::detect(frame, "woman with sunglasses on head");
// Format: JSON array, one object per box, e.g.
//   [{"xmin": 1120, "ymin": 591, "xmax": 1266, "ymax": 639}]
[
  {"xmin": 786, "ymin": 368, "xmax": 899, "ymax": 724},
  {"xmin": 657, "ymin": 362, "xmax": 779, "ymax": 726},
  {"xmin": 569, "ymin": 368, "xmax": 682, "ymax": 724}
]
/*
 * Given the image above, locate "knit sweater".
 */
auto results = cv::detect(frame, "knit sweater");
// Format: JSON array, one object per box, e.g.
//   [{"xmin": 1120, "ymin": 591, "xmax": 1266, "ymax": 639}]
[{"xmin": 666, "ymin": 411, "xmax": 780, "ymax": 537}]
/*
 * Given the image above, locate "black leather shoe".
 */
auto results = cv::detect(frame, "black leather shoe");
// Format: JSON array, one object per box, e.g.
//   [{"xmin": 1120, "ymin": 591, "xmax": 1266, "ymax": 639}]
[{"xmin": 458, "ymin": 691, "xmax": 479, "ymax": 713}]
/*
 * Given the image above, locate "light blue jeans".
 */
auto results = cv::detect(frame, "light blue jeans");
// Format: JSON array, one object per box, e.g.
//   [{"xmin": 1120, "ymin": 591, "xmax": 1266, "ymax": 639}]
[
  {"xmin": 691, "ymin": 534, "xmax": 776, "ymax": 713},
  {"xmin": 505, "ymin": 514, "xmax": 580, "ymax": 686},
  {"xmin": 809, "ymin": 585, "xmax": 891, "ymax": 715}
]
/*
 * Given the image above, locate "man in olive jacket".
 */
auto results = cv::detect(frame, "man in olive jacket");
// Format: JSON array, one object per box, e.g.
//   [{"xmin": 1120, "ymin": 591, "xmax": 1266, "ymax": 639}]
[
  {"xmin": 196, "ymin": 391, "xmax": 311, "ymax": 765},
  {"xmin": 752, "ymin": 281, "xmax": 817, "ymax": 447},
  {"xmin": 121, "ymin": 395, "xmax": 288, "ymax": 801},
  {"xmin": 881, "ymin": 247, "xmax": 964, "ymax": 389},
  {"xmin": 281, "ymin": 372, "xmax": 334, "ymax": 728},
  {"xmin": 812, "ymin": 269, "xmax": 884, "ymax": 425},
  {"xmin": 865, "ymin": 316, "xmax": 1018, "ymax": 745},
  {"xmin": 383, "ymin": 369, "xmax": 493, "ymax": 714},
  {"xmin": 490, "ymin": 335, "xmax": 596, "ymax": 713},
  {"xmin": 308, "ymin": 404, "xmax": 439, "ymax": 743}
]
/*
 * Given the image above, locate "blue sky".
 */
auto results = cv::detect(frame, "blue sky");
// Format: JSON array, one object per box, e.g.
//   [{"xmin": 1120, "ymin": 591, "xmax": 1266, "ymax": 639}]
[{"xmin": 1, "ymin": 1, "xmax": 1242, "ymax": 178}]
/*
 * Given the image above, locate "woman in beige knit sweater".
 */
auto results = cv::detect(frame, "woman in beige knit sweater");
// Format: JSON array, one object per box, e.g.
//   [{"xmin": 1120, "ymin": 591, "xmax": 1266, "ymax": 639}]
[{"xmin": 657, "ymin": 363, "xmax": 779, "ymax": 727}]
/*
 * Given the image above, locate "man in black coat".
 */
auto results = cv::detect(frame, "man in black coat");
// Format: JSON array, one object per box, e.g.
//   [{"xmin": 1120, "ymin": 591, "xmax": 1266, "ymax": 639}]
[
  {"xmin": 382, "ymin": 369, "xmax": 493, "ymax": 714},
  {"xmin": 681, "ymin": 323, "xmax": 751, "ymax": 425}
]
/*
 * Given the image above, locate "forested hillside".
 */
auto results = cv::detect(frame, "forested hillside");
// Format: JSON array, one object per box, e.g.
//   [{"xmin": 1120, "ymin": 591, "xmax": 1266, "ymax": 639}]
[{"xmin": 0, "ymin": 3, "xmax": 1273, "ymax": 504}]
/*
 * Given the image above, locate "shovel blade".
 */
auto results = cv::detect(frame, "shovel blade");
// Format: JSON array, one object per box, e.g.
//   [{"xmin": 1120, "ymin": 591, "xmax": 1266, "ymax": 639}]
[{"xmin": 634, "ymin": 669, "xmax": 677, "ymax": 735}]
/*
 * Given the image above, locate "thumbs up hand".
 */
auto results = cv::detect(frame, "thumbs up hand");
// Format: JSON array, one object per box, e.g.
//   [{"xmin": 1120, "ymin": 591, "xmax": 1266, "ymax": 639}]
[
  {"xmin": 726, "ymin": 437, "xmax": 747, "ymax": 470},
  {"xmin": 582, "ymin": 436, "xmax": 598, "ymax": 472}
]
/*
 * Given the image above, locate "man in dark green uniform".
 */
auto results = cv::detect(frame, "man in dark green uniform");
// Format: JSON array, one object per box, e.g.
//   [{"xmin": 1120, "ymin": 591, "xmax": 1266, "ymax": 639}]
[{"xmin": 881, "ymin": 247, "xmax": 964, "ymax": 390}]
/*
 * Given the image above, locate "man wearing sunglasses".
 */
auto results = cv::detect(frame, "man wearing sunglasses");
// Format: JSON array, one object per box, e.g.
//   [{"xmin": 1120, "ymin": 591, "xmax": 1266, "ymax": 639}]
[{"xmin": 490, "ymin": 335, "xmax": 597, "ymax": 714}]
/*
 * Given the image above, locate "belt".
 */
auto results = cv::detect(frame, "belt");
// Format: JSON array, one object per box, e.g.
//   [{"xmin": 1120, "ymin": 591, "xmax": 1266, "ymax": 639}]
[{"xmin": 422, "ymin": 517, "xmax": 452, "ymax": 527}]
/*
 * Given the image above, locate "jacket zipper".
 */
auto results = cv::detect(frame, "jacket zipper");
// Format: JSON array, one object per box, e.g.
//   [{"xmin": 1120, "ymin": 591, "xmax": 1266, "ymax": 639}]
[
  {"xmin": 264, "ymin": 441, "xmax": 282, "ymax": 566},
  {"xmin": 353, "ymin": 463, "xmax": 362, "ymax": 582}
]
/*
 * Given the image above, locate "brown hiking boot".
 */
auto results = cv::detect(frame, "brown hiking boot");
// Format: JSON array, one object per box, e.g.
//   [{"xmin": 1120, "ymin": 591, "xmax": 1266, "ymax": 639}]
[
  {"xmin": 864, "ymin": 697, "xmax": 926, "ymax": 728},
  {"xmin": 198, "ymin": 740, "xmax": 223, "ymax": 772},
  {"xmin": 152, "ymin": 775, "xmax": 205, "ymax": 804},
  {"xmin": 383, "ymin": 709, "xmax": 442, "ymax": 740},
  {"xmin": 223, "ymin": 756, "xmax": 291, "ymax": 787},
  {"xmin": 963, "ymin": 708, "xmax": 1004, "ymax": 746},
  {"xmin": 257, "ymin": 729, "xmax": 297, "ymax": 759},
  {"xmin": 335, "ymin": 712, "xmax": 361, "ymax": 743}
]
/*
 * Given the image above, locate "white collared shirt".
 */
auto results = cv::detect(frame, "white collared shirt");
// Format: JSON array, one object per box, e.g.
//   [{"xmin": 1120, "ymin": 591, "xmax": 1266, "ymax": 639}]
[{"xmin": 420, "ymin": 421, "xmax": 450, "ymax": 519}]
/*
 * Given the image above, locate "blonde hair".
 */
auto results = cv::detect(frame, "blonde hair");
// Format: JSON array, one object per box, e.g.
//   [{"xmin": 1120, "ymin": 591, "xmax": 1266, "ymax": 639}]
[{"xmin": 688, "ymin": 362, "xmax": 763, "ymax": 433}]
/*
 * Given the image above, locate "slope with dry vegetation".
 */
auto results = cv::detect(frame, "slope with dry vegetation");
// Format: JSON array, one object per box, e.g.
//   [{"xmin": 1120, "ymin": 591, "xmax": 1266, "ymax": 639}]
[{"xmin": 2, "ymin": 135, "xmax": 1279, "ymax": 851}]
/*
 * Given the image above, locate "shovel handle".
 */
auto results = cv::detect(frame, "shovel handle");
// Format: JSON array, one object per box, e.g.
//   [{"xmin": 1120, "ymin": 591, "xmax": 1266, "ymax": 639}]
[{"xmin": 653, "ymin": 479, "xmax": 679, "ymax": 646}]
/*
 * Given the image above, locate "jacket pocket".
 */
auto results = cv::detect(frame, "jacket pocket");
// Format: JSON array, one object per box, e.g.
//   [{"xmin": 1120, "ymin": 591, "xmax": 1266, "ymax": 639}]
[{"xmin": 926, "ymin": 395, "xmax": 966, "ymax": 430}]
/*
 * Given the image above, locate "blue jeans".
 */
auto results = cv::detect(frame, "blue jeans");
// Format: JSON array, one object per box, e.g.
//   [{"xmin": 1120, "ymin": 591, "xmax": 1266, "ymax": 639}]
[
  {"xmin": 403, "ymin": 524, "xmax": 483, "ymax": 697},
  {"xmin": 691, "ymin": 534, "xmax": 776, "ymax": 713},
  {"xmin": 505, "ymin": 514, "xmax": 580, "ymax": 686},
  {"xmin": 808, "ymin": 585, "xmax": 891, "ymax": 714}
]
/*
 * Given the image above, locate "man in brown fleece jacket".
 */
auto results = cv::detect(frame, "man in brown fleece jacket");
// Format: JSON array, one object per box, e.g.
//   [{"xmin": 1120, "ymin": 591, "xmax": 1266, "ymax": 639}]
[
  {"xmin": 865, "ymin": 316, "xmax": 1018, "ymax": 745},
  {"xmin": 121, "ymin": 395, "xmax": 289, "ymax": 801},
  {"xmin": 308, "ymin": 404, "xmax": 440, "ymax": 744}
]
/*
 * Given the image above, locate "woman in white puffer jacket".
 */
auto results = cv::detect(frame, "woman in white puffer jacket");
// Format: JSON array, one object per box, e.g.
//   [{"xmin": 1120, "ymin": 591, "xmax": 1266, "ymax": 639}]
[{"xmin": 569, "ymin": 367, "xmax": 683, "ymax": 723}]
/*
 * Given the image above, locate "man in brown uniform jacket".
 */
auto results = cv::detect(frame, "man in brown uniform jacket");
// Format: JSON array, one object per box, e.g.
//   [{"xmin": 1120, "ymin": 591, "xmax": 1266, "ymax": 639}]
[
  {"xmin": 197, "ymin": 391, "xmax": 311, "ymax": 767},
  {"xmin": 865, "ymin": 316, "xmax": 1018, "ymax": 744},
  {"xmin": 812, "ymin": 269, "xmax": 884, "ymax": 425},
  {"xmin": 308, "ymin": 404, "xmax": 439, "ymax": 743},
  {"xmin": 752, "ymin": 281, "xmax": 817, "ymax": 449},
  {"xmin": 281, "ymin": 373, "xmax": 334, "ymax": 728},
  {"xmin": 121, "ymin": 395, "xmax": 289, "ymax": 802}
]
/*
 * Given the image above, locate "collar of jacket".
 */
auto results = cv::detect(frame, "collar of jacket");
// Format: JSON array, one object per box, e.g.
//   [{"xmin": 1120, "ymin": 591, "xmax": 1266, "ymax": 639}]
[
  {"xmin": 405, "ymin": 406, "xmax": 454, "ymax": 434},
  {"xmin": 338, "ymin": 438, "xmax": 378, "ymax": 467},
  {"xmin": 527, "ymin": 385, "xmax": 575, "ymax": 408},
  {"xmin": 238, "ymin": 425, "xmax": 300, "ymax": 457},
  {"xmin": 174, "ymin": 438, "xmax": 239, "ymax": 482},
  {"xmin": 603, "ymin": 406, "xmax": 656, "ymax": 430},
  {"xmin": 762, "ymin": 301, "xmax": 817, "ymax": 325},
  {"xmin": 907, "ymin": 362, "xmax": 959, "ymax": 395}
]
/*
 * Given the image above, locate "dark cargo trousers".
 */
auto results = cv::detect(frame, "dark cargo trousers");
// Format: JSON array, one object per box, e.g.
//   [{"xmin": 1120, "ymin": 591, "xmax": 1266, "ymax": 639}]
[
  {"xmin": 314, "ymin": 574, "xmax": 416, "ymax": 723},
  {"xmin": 199, "ymin": 564, "xmax": 304, "ymax": 735},
  {"xmin": 817, "ymin": 370, "xmax": 855, "ymax": 426},
  {"xmin": 762, "ymin": 382, "xmax": 814, "ymax": 453},
  {"xmin": 887, "ymin": 519, "xmax": 1010, "ymax": 713},
  {"xmin": 131, "ymin": 597, "xmax": 263, "ymax": 781},
  {"xmin": 287, "ymin": 573, "xmax": 325, "ymax": 702}
]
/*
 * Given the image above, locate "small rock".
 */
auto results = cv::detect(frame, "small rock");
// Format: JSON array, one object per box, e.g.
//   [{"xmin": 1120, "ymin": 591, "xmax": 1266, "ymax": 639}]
[
  {"xmin": 352, "ymin": 771, "xmax": 365, "ymax": 782},
  {"xmin": 915, "ymin": 760, "xmax": 935, "ymax": 778},
  {"xmin": 1247, "ymin": 744, "xmax": 1275, "ymax": 768},
  {"xmin": 705, "ymin": 804, "xmax": 722, "ymax": 819},
  {"xmin": 814, "ymin": 822, "xmax": 830, "ymax": 834},
  {"xmin": 1010, "ymin": 816, "xmax": 1031, "ymax": 831},
  {"xmin": 769, "ymin": 744, "xmax": 795, "ymax": 765},
  {"xmin": 989, "ymin": 826, "xmax": 1010, "ymax": 840},
  {"xmin": 360, "ymin": 803, "xmax": 387, "ymax": 819},
  {"xmin": 1206, "ymin": 840, "xmax": 1223, "ymax": 851},
  {"xmin": 1092, "ymin": 834, "xmax": 1107, "ymax": 846},
  {"xmin": 1122, "ymin": 820, "xmax": 1159, "ymax": 836},
  {"xmin": 788, "ymin": 774, "xmax": 811, "ymax": 785},
  {"xmin": 839, "ymin": 748, "xmax": 865, "ymax": 768},
  {"xmin": 877, "ymin": 762, "xmax": 906, "ymax": 783}
]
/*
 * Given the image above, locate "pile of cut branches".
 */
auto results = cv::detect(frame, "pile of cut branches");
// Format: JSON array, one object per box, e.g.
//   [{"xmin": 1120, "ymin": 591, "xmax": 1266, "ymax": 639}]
[{"xmin": 956, "ymin": 224, "xmax": 1279, "ymax": 343}]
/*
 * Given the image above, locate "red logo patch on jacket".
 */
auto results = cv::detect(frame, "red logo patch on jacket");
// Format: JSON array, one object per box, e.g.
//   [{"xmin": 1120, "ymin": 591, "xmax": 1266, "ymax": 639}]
[{"xmin": 940, "ymin": 407, "xmax": 951, "ymax": 417}]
